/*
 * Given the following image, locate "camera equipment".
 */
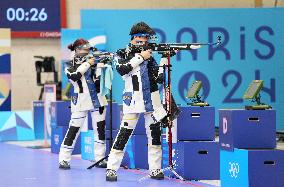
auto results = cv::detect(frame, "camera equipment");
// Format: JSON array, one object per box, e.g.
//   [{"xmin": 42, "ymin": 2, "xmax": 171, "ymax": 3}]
[
  {"xmin": 186, "ymin": 81, "xmax": 209, "ymax": 106},
  {"xmin": 243, "ymin": 80, "xmax": 272, "ymax": 110},
  {"xmin": 34, "ymin": 56, "xmax": 58, "ymax": 86},
  {"xmin": 34, "ymin": 56, "xmax": 58, "ymax": 100}
]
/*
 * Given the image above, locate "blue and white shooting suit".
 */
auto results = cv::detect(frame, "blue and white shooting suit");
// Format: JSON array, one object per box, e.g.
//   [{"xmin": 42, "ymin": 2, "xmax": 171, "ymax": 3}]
[
  {"xmin": 107, "ymin": 45, "xmax": 167, "ymax": 172},
  {"xmin": 59, "ymin": 56, "xmax": 108, "ymax": 163}
]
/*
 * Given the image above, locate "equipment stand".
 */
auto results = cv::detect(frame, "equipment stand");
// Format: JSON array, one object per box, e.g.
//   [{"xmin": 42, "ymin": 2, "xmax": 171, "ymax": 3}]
[
  {"xmin": 162, "ymin": 54, "xmax": 185, "ymax": 181},
  {"xmin": 138, "ymin": 53, "xmax": 184, "ymax": 182}
]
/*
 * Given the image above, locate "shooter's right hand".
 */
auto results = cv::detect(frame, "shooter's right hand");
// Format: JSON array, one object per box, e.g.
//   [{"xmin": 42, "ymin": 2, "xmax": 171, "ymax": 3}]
[{"xmin": 140, "ymin": 49, "xmax": 152, "ymax": 60}]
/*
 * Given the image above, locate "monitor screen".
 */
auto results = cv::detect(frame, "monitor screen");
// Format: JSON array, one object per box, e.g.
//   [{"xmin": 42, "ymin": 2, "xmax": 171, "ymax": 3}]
[
  {"xmin": 187, "ymin": 81, "xmax": 202, "ymax": 98},
  {"xmin": 243, "ymin": 80, "xmax": 263, "ymax": 99}
]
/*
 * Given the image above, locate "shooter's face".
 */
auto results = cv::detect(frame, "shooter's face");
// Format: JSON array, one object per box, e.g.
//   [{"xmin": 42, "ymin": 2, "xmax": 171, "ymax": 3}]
[{"xmin": 130, "ymin": 36, "xmax": 149, "ymax": 46}]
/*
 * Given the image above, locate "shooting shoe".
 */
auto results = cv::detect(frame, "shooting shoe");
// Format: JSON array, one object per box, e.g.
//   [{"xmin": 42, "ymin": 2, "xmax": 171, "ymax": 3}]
[
  {"xmin": 150, "ymin": 169, "xmax": 164, "ymax": 180},
  {"xmin": 59, "ymin": 160, "xmax": 70, "ymax": 170},
  {"xmin": 106, "ymin": 169, "xmax": 117, "ymax": 182}
]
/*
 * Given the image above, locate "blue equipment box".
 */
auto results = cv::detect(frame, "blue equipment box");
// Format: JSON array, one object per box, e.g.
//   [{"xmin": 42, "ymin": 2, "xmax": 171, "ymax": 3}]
[
  {"xmin": 50, "ymin": 101, "xmax": 71, "ymax": 127},
  {"xmin": 51, "ymin": 126, "xmax": 81, "ymax": 154},
  {"xmin": 221, "ymin": 148, "xmax": 284, "ymax": 187},
  {"xmin": 174, "ymin": 141, "xmax": 220, "ymax": 180},
  {"xmin": 219, "ymin": 109, "xmax": 276, "ymax": 151},
  {"xmin": 177, "ymin": 106, "xmax": 215, "ymax": 141},
  {"xmin": 33, "ymin": 101, "xmax": 45, "ymax": 139}
]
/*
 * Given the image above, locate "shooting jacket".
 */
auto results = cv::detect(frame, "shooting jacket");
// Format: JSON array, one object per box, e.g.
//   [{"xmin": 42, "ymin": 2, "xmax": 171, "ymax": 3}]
[
  {"xmin": 115, "ymin": 46, "xmax": 168, "ymax": 122},
  {"xmin": 65, "ymin": 59, "xmax": 108, "ymax": 113}
]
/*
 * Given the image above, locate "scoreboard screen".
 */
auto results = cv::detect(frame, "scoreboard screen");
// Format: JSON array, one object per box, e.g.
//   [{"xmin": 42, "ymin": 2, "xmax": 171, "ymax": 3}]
[{"xmin": 0, "ymin": 0, "xmax": 66, "ymax": 38}]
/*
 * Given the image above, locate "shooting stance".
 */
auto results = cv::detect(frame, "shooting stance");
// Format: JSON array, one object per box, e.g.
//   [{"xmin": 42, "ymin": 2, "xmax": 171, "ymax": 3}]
[
  {"xmin": 59, "ymin": 38, "xmax": 111, "ymax": 169},
  {"xmin": 106, "ymin": 22, "xmax": 171, "ymax": 181}
]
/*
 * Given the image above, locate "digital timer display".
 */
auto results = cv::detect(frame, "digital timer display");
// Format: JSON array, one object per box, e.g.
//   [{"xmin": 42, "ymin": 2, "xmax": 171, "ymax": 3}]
[
  {"xmin": 6, "ymin": 8, "xmax": 48, "ymax": 22},
  {"xmin": 0, "ymin": 0, "xmax": 66, "ymax": 38}
]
